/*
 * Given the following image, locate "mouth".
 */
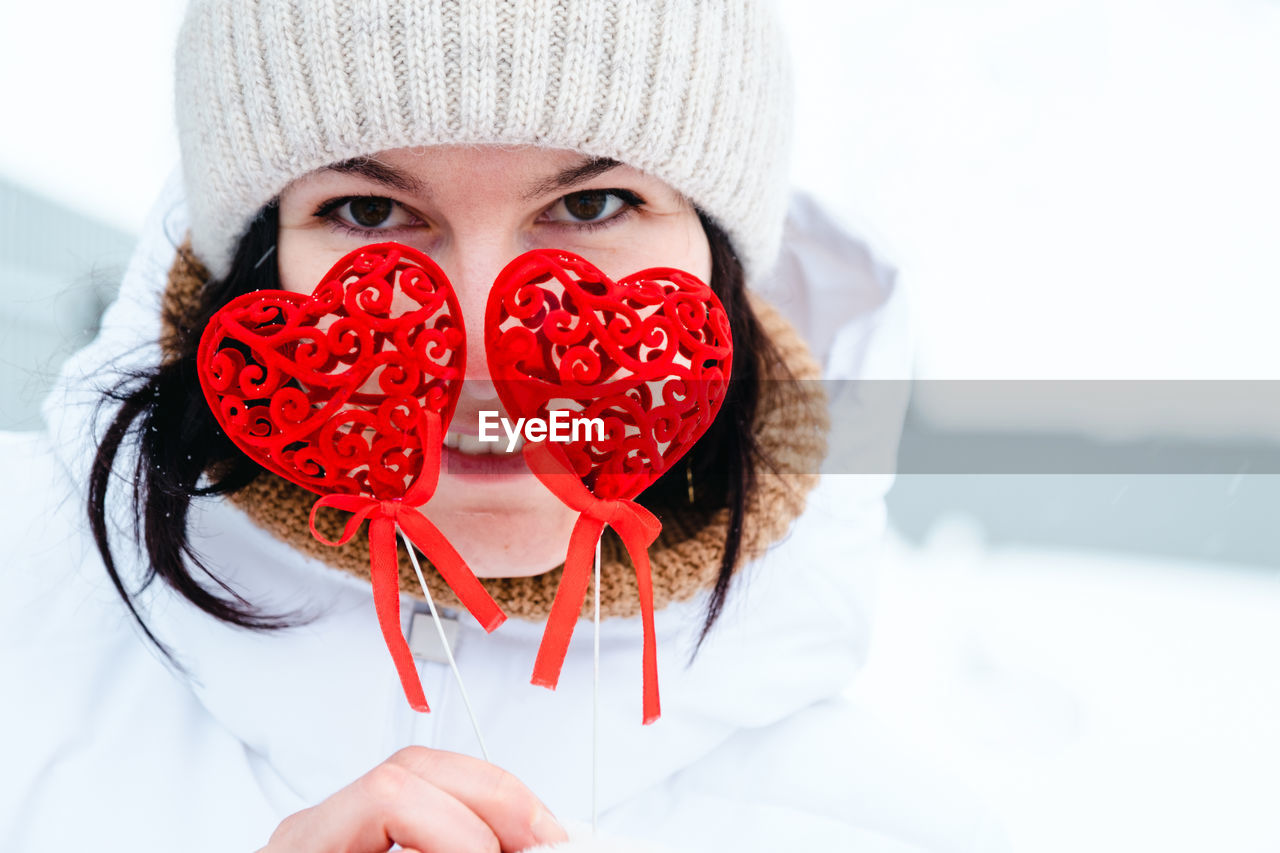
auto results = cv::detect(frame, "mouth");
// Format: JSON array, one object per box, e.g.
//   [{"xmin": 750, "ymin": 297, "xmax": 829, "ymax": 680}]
[
  {"xmin": 442, "ymin": 431, "xmax": 526, "ymax": 454},
  {"xmin": 440, "ymin": 430, "xmax": 529, "ymax": 478}
]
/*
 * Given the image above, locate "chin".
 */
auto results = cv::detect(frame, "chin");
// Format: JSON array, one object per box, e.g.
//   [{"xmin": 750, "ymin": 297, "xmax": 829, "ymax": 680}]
[{"xmin": 423, "ymin": 467, "xmax": 579, "ymax": 578}]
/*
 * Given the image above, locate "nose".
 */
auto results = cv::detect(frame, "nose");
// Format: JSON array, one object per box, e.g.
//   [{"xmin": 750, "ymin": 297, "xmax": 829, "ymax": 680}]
[
  {"xmin": 435, "ymin": 238, "xmax": 513, "ymax": 402},
  {"xmin": 459, "ymin": 374, "xmax": 500, "ymax": 403}
]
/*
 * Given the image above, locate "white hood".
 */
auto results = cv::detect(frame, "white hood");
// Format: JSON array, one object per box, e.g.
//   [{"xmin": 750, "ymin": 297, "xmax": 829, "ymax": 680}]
[{"xmin": 25, "ymin": 173, "xmax": 913, "ymax": 846}]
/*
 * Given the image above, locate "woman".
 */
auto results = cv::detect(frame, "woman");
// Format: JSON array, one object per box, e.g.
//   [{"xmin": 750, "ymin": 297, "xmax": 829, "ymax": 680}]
[{"xmin": 0, "ymin": 1, "xmax": 1001, "ymax": 851}]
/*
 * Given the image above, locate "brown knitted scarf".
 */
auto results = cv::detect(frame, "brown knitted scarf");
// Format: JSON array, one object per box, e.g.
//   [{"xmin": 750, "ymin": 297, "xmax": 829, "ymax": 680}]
[{"xmin": 163, "ymin": 243, "xmax": 829, "ymax": 620}]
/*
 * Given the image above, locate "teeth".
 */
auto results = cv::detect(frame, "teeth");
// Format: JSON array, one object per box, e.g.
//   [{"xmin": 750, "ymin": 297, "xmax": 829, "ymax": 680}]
[
  {"xmin": 456, "ymin": 433, "xmax": 490, "ymax": 454},
  {"xmin": 443, "ymin": 431, "xmax": 522, "ymax": 454}
]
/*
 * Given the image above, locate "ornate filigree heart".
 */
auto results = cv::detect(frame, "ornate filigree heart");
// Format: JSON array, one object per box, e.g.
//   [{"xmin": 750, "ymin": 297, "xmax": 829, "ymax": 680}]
[
  {"xmin": 197, "ymin": 242, "xmax": 465, "ymax": 499},
  {"xmin": 484, "ymin": 248, "xmax": 733, "ymax": 501}
]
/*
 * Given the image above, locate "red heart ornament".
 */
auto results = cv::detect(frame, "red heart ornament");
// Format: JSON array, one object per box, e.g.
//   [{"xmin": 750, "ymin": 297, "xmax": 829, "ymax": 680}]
[
  {"xmin": 198, "ymin": 242, "xmax": 465, "ymax": 498},
  {"xmin": 485, "ymin": 249, "xmax": 733, "ymax": 499},
  {"xmin": 197, "ymin": 242, "xmax": 504, "ymax": 712},
  {"xmin": 485, "ymin": 249, "xmax": 734, "ymax": 723}
]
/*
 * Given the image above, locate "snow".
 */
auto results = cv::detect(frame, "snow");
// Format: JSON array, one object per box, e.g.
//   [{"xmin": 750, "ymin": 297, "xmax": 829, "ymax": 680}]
[
  {"xmin": 852, "ymin": 518, "xmax": 1280, "ymax": 852},
  {"xmin": 783, "ymin": 0, "xmax": 1280, "ymax": 380}
]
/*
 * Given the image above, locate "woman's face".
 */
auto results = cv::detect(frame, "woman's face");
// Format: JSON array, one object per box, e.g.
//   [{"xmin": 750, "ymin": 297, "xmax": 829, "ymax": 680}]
[{"xmin": 276, "ymin": 146, "xmax": 712, "ymax": 578}]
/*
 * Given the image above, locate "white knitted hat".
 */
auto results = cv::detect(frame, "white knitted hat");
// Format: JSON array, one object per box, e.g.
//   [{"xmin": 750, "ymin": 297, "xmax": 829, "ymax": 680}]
[{"xmin": 175, "ymin": 0, "xmax": 794, "ymax": 283}]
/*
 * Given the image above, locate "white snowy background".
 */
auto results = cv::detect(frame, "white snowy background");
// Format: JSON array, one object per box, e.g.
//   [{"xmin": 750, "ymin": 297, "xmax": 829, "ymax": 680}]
[{"xmin": 3, "ymin": 1, "xmax": 1280, "ymax": 851}]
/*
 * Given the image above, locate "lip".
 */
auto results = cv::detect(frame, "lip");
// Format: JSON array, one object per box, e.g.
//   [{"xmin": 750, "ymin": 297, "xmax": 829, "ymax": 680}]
[{"xmin": 440, "ymin": 444, "xmax": 530, "ymax": 480}]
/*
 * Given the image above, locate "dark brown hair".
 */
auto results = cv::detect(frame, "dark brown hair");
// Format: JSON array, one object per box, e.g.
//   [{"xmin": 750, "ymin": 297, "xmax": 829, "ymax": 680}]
[{"xmin": 88, "ymin": 204, "xmax": 780, "ymax": 663}]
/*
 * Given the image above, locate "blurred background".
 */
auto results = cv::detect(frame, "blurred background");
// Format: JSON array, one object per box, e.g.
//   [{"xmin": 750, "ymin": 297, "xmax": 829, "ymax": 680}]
[{"xmin": 3, "ymin": 0, "xmax": 1279, "ymax": 850}]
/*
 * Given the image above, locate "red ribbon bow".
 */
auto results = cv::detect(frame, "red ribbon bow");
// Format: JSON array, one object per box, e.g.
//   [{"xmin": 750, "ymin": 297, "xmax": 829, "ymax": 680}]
[
  {"xmin": 307, "ymin": 411, "xmax": 506, "ymax": 712},
  {"xmin": 524, "ymin": 440, "xmax": 663, "ymax": 724}
]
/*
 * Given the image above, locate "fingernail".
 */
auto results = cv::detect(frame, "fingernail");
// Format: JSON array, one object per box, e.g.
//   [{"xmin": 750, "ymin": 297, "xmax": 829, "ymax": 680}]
[{"xmin": 531, "ymin": 806, "xmax": 567, "ymax": 842}]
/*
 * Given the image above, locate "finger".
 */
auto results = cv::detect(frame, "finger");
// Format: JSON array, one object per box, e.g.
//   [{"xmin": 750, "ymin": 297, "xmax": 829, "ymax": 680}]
[
  {"xmin": 388, "ymin": 748, "xmax": 568, "ymax": 851},
  {"xmin": 269, "ymin": 761, "xmax": 500, "ymax": 853}
]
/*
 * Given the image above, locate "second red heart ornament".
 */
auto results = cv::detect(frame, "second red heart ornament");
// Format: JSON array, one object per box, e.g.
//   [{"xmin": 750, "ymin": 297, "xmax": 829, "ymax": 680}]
[{"xmin": 486, "ymin": 249, "xmax": 734, "ymax": 724}]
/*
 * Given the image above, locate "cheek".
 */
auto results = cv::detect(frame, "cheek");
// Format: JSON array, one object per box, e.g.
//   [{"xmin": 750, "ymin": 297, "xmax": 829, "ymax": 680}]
[
  {"xmin": 580, "ymin": 214, "xmax": 713, "ymax": 284},
  {"xmin": 671, "ymin": 210, "xmax": 713, "ymax": 282},
  {"xmin": 277, "ymin": 229, "xmax": 365, "ymax": 295},
  {"xmin": 278, "ymin": 231, "xmax": 323, "ymax": 294},
  {"xmin": 656, "ymin": 209, "xmax": 712, "ymax": 281},
  {"xmin": 682, "ymin": 227, "xmax": 713, "ymax": 283}
]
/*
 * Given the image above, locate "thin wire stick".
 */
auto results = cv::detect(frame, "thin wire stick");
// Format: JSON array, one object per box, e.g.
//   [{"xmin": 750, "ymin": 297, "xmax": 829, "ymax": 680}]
[
  {"xmin": 398, "ymin": 525, "xmax": 490, "ymax": 763},
  {"xmin": 592, "ymin": 535, "xmax": 601, "ymax": 835}
]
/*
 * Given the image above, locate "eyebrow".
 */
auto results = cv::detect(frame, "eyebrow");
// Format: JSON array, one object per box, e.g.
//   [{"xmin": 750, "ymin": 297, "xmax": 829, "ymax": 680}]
[
  {"xmin": 524, "ymin": 157, "xmax": 622, "ymax": 199},
  {"xmin": 321, "ymin": 157, "xmax": 426, "ymax": 194}
]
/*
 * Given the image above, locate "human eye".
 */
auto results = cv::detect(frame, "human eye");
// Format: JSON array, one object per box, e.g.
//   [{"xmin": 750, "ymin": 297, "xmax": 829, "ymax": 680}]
[
  {"xmin": 541, "ymin": 189, "xmax": 644, "ymax": 230},
  {"xmin": 314, "ymin": 195, "xmax": 423, "ymax": 236}
]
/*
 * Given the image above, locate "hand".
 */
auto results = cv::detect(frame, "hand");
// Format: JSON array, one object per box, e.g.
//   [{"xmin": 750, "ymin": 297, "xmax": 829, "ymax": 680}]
[{"xmin": 259, "ymin": 746, "xmax": 569, "ymax": 853}]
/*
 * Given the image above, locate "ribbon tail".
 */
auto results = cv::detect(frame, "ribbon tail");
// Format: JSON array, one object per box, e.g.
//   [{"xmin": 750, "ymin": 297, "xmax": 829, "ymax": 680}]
[
  {"xmin": 617, "ymin": 523, "xmax": 662, "ymax": 725},
  {"xmin": 397, "ymin": 511, "xmax": 506, "ymax": 632},
  {"xmin": 404, "ymin": 410, "xmax": 442, "ymax": 506},
  {"xmin": 531, "ymin": 513, "xmax": 605, "ymax": 690},
  {"xmin": 368, "ymin": 516, "xmax": 430, "ymax": 713}
]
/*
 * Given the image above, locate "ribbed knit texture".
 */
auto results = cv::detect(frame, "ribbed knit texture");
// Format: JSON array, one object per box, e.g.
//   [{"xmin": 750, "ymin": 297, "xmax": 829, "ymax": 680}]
[
  {"xmin": 175, "ymin": 0, "xmax": 794, "ymax": 283},
  {"xmin": 162, "ymin": 244, "xmax": 828, "ymax": 619}
]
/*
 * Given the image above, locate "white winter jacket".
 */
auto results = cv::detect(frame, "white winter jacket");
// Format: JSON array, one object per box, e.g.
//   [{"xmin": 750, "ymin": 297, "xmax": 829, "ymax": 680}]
[{"xmin": 0, "ymin": 178, "xmax": 1005, "ymax": 852}]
